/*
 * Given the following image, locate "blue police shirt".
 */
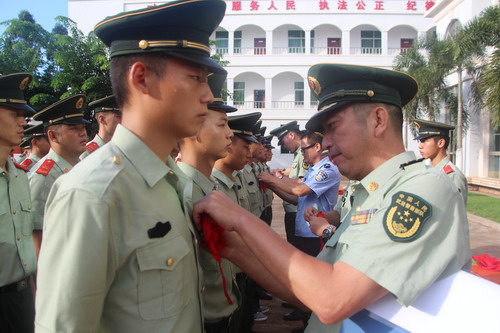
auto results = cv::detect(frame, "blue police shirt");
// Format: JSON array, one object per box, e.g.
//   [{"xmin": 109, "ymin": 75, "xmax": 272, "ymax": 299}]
[{"xmin": 296, "ymin": 157, "xmax": 340, "ymax": 238}]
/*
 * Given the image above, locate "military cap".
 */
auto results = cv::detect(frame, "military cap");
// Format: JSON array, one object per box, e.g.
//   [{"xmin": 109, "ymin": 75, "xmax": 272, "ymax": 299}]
[
  {"xmin": 414, "ymin": 119, "xmax": 455, "ymax": 140},
  {"xmin": 270, "ymin": 121, "xmax": 300, "ymax": 145},
  {"xmin": 257, "ymin": 126, "xmax": 267, "ymax": 138},
  {"xmin": 0, "ymin": 73, "xmax": 35, "ymax": 115},
  {"xmin": 93, "ymin": 0, "xmax": 226, "ymax": 74},
  {"xmin": 208, "ymin": 73, "xmax": 236, "ymax": 113},
  {"xmin": 33, "ymin": 94, "xmax": 89, "ymax": 127},
  {"xmin": 20, "ymin": 123, "xmax": 45, "ymax": 148},
  {"xmin": 305, "ymin": 64, "xmax": 418, "ymax": 131},
  {"xmin": 252, "ymin": 120, "xmax": 262, "ymax": 136},
  {"xmin": 89, "ymin": 95, "xmax": 121, "ymax": 116},
  {"xmin": 228, "ymin": 112, "xmax": 261, "ymax": 144}
]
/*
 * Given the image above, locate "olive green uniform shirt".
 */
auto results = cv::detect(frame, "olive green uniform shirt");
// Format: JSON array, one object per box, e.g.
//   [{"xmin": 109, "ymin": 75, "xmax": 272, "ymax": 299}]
[
  {"xmin": 284, "ymin": 149, "xmax": 308, "ymax": 213},
  {"xmin": 35, "ymin": 125, "xmax": 203, "ymax": 333},
  {"xmin": 259, "ymin": 162, "xmax": 274, "ymax": 209},
  {"xmin": 212, "ymin": 168, "xmax": 239, "ymax": 205},
  {"xmin": 19, "ymin": 153, "xmax": 41, "ymax": 171},
  {"xmin": 436, "ymin": 156, "xmax": 468, "ymax": 205},
  {"xmin": 239, "ymin": 164, "xmax": 262, "ymax": 217},
  {"xmin": 0, "ymin": 159, "xmax": 36, "ymax": 286},
  {"xmin": 177, "ymin": 162, "xmax": 239, "ymax": 322},
  {"xmin": 28, "ymin": 149, "xmax": 73, "ymax": 230},
  {"xmin": 79, "ymin": 134, "xmax": 106, "ymax": 160},
  {"xmin": 306, "ymin": 152, "xmax": 470, "ymax": 333}
]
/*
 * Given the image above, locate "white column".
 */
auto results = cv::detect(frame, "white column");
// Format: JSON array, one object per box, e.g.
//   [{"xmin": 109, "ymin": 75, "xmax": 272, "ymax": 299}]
[
  {"xmin": 382, "ymin": 30, "xmax": 388, "ymax": 55},
  {"xmin": 266, "ymin": 30, "xmax": 273, "ymax": 55},
  {"xmin": 228, "ymin": 30, "xmax": 234, "ymax": 56},
  {"xmin": 265, "ymin": 77, "xmax": 272, "ymax": 109},
  {"xmin": 304, "ymin": 77, "xmax": 311, "ymax": 109},
  {"xmin": 342, "ymin": 30, "xmax": 350, "ymax": 55},
  {"xmin": 305, "ymin": 30, "xmax": 311, "ymax": 55},
  {"xmin": 227, "ymin": 77, "xmax": 234, "ymax": 106}
]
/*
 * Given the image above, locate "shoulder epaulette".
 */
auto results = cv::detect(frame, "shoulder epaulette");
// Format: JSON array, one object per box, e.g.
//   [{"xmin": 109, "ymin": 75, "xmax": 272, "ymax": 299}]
[
  {"xmin": 19, "ymin": 159, "xmax": 33, "ymax": 169},
  {"xmin": 14, "ymin": 161, "xmax": 29, "ymax": 172},
  {"xmin": 399, "ymin": 158, "xmax": 425, "ymax": 170},
  {"xmin": 35, "ymin": 159, "xmax": 55, "ymax": 176},
  {"xmin": 443, "ymin": 165, "xmax": 454, "ymax": 174},
  {"xmin": 86, "ymin": 141, "xmax": 100, "ymax": 153}
]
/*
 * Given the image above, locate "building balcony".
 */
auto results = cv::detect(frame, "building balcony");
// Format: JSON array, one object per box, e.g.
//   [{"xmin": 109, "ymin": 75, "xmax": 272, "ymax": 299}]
[{"xmin": 232, "ymin": 100, "xmax": 318, "ymax": 110}]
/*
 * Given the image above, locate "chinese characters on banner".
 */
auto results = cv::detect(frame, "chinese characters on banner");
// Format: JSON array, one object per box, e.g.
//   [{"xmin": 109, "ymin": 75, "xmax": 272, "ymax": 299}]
[{"xmin": 229, "ymin": 0, "xmax": 436, "ymax": 11}]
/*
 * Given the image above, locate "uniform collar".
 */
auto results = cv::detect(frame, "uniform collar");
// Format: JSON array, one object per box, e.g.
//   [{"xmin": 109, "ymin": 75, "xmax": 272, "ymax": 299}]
[
  {"xmin": 435, "ymin": 156, "xmax": 450, "ymax": 169},
  {"xmin": 93, "ymin": 135, "xmax": 106, "ymax": 147},
  {"xmin": 212, "ymin": 167, "xmax": 235, "ymax": 189},
  {"xmin": 47, "ymin": 148, "xmax": 73, "ymax": 172},
  {"xmin": 112, "ymin": 124, "xmax": 170, "ymax": 187},
  {"xmin": 309, "ymin": 156, "xmax": 330, "ymax": 172},
  {"xmin": 178, "ymin": 161, "xmax": 215, "ymax": 195},
  {"xmin": 358, "ymin": 151, "xmax": 417, "ymax": 193},
  {"xmin": 2, "ymin": 158, "xmax": 20, "ymax": 177}
]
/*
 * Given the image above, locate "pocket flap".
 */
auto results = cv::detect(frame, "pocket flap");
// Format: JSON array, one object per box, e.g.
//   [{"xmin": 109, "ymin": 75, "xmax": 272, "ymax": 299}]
[{"xmin": 136, "ymin": 236, "xmax": 190, "ymax": 272}]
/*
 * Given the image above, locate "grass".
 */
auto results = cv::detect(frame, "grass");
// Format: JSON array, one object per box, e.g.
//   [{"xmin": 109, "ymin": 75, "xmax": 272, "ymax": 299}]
[{"xmin": 467, "ymin": 193, "xmax": 500, "ymax": 223}]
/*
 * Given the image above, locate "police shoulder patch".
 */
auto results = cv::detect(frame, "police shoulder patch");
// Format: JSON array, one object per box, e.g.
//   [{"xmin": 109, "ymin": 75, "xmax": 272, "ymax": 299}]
[
  {"xmin": 383, "ymin": 191, "xmax": 432, "ymax": 242},
  {"xmin": 315, "ymin": 170, "xmax": 329, "ymax": 181}
]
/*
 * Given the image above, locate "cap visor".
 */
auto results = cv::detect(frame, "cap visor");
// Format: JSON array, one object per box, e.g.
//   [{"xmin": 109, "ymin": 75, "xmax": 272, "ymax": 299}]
[
  {"xmin": 167, "ymin": 51, "xmax": 227, "ymax": 74},
  {"xmin": 208, "ymin": 103, "xmax": 237, "ymax": 113},
  {"xmin": 236, "ymin": 134, "xmax": 259, "ymax": 144},
  {"xmin": 305, "ymin": 101, "xmax": 351, "ymax": 132},
  {"xmin": 60, "ymin": 118, "xmax": 91, "ymax": 126},
  {"xmin": 2, "ymin": 103, "xmax": 36, "ymax": 116}
]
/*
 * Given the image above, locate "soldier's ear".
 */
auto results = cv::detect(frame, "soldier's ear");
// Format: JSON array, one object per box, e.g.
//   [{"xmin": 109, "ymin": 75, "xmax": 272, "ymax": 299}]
[{"xmin": 437, "ymin": 137, "xmax": 446, "ymax": 149}]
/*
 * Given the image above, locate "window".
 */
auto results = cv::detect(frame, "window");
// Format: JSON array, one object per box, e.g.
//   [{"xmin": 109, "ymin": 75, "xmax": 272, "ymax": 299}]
[
  {"xmin": 310, "ymin": 91, "xmax": 318, "ymax": 106},
  {"xmin": 489, "ymin": 126, "xmax": 500, "ymax": 178},
  {"xmin": 288, "ymin": 30, "xmax": 305, "ymax": 54},
  {"xmin": 233, "ymin": 82, "xmax": 245, "ymax": 105},
  {"xmin": 361, "ymin": 30, "xmax": 381, "ymax": 54},
  {"xmin": 234, "ymin": 30, "xmax": 242, "ymax": 54},
  {"xmin": 215, "ymin": 31, "xmax": 228, "ymax": 54},
  {"xmin": 295, "ymin": 82, "xmax": 304, "ymax": 106},
  {"xmin": 310, "ymin": 30, "xmax": 315, "ymax": 53}
]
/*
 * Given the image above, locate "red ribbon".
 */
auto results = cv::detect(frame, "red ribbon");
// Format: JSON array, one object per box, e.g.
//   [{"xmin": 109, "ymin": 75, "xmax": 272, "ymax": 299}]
[
  {"xmin": 259, "ymin": 181, "xmax": 267, "ymax": 191},
  {"xmin": 201, "ymin": 214, "xmax": 233, "ymax": 305}
]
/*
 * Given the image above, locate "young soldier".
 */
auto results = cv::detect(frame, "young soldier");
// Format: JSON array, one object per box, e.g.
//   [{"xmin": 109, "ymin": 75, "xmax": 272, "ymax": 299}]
[
  {"xmin": 80, "ymin": 95, "xmax": 121, "ymax": 159},
  {"xmin": 28, "ymin": 94, "xmax": 89, "ymax": 256},
  {"xmin": 415, "ymin": 119, "xmax": 468, "ymax": 204},
  {"xmin": 19, "ymin": 124, "xmax": 50, "ymax": 171},
  {"xmin": 177, "ymin": 73, "xmax": 239, "ymax": 333},
  {"xmin": 192, "ymin": 64, "xmax": 470, "ymax": 333},
  {"xmin": 258, "ymin": 135, "xmax": 275, "ymax": 226},
  {"xmin": 35, "ymin": 1, "xmax": 227, "ymax": 332},
  {"xmin": 0, "ymin": 73, "xmax": 37, "ymax": 333}
]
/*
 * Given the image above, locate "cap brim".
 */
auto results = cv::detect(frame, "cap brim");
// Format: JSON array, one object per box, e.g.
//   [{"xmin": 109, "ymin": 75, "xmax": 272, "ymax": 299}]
[
  {"xmin": 236, "ymin": 133, "xmax": 259, "ymax": 144},
  {"xmin": 166, "ymin": 51, "xmax": 227, "ymax": 74},
  {"xmin": 208, "ymin": 103, "xmax": 237, "ymax": 113},
  {"xmin": 1, "ymin": 103, "xmax": 36, "ymax": 116},
  {"xmin": 305, "ymin": 101, "xmax": 352, "ymax": 132},
  {"xmin": 415, "ymin": 134, "xmax": 437, "ymax": 141},
  {"xmin": 52, "ymin": 118, "xmax": 90, "ymax": 126}
]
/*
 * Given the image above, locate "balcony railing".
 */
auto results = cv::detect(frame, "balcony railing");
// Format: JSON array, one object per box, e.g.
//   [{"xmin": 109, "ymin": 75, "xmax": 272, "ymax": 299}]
[
  {"xmin": 350, "ymin": 47, "xmax": 383, "ymax": 55},
  {"xmin": 232, "ymin": 101, "xmax": 318, "ymax": 109},
  {"xmin": 388, "ymin": 48, "xmax": 411, "ymax": 55},
  {"xmin": 311, "ymin": 47, "xmax": 342, "ymax": 55},
  {"xmin": 273, "ymin": 47, "xmax": 306, "ymax": 55},
  {"xmin": 213, "ymin": 46, "xmax": 399, "ymax": 56},
  {"xmin": 233, "ymin": 101, "xmax": 266, "ymax": 109}
]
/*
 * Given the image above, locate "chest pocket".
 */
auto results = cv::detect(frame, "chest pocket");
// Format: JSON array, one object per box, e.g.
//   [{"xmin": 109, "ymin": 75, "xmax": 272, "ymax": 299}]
[
  {"xmin": 20, "ymin": 200, "xmax": 34, "ymax": 236},
  {"xmin": 136, "ymin": 235, "xmax": 192, "ymax": 320}
]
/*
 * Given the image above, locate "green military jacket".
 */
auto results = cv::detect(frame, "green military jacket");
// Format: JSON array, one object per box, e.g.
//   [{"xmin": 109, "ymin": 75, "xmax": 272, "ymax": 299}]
[
  {"xmin": 258, "ymin": 162, "xmax": 274, "ymax": 209},
  {"xmin": 212, "ymin": 168, "xmax": 239, "ymax": 205},
  {"xmin": 19, "ymin": 153, "xmax": 41, "ymax": 171},
  {"xmin": 28, "ymin": 148, "xmax": 73, "ymax": 230},
  {"xmin": 35, "ymin": 125, "xmax": 204, "ymax": 333},
  {"xmin": 0, "ymin": 159, "xmax": 37, "ymax": 286},
  {"xmin": 177, "ymin": 162, "xmax": 239, "ymax": 322},
  {"xmin": 306, "ymin": 152, "xmax": 470, "ymax": 333},
  {"xmin": 239, "ymin": 164, "xmax": 263, "ymax": 217},
  {"xmin": 284, "ymin": 149, "xmax": 309, "ymax": 213},
  {"xmin": 436, "ymin": 156, "xmax": 468, "ymax": 205}
]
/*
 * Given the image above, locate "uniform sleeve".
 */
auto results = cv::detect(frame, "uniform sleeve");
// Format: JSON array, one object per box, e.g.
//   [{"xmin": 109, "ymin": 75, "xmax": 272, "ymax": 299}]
[
  {"xmin": 303, "ymin": 164, "xmax": 340, "ymax": 197},
  {"xmin": 35, "ymin": 185, "xmax": 115, "ymax": 332},
  {"xmin": 29, "ymin": 174, "xmax": 50, "ymax": 230},
  {"xmin": 337, "ymin": 174, "xmax": 470, "ymax": 306}
]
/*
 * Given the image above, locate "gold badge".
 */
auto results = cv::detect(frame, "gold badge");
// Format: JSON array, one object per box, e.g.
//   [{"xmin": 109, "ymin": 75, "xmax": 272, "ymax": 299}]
[
  {"xmin": 75, "ymin": 97, "xmax": 84, "ymax": 109},
  {"xmin": 308, "ymin": 76, "xmax": 321, "ymax": 96},
  {"xmin": 368, "ymin": 182, "xmax": 379, "ymax": 191},
  {"xmin": 367, "ymin": 90, "xmax": 375, "ymax": 97},
  {"xmin": 302, "ymin": 161, "xmax": 310, "ymax": 170},
  {"xmin": 113, "ymin": 156, "xmax": 121, "ymax": 165},
  {"xmin": 139, "ymin": 40, "xmax": 149, "ymax": 49},
  {"xmin": 383, "ymin": 191, "xmax": 432, "ymax": 242},
  {"xmin": 19, "ymin": 77, "xmax": 30, "ymax": 90}
]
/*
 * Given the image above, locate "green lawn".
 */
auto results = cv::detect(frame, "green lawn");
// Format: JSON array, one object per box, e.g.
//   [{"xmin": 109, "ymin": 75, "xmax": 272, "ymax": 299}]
[{"xmin": 467, "ymin": 193, "xmax": 500, "ymax": 223}]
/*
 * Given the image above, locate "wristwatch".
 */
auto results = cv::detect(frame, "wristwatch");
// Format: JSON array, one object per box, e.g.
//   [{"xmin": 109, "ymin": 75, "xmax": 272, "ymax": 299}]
[{"xmin": 322, "ymin": 225, "xmax": 336, "ymax": 241}]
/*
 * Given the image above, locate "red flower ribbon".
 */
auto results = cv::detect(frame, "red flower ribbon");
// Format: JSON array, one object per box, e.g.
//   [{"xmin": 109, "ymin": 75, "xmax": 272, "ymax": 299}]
[{"xmin": 259, "ymin": 181, "xmax": 267, "ymax": 191}]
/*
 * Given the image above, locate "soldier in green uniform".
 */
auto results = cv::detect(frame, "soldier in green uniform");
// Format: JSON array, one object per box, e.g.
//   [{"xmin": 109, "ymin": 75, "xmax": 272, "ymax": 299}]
[
  {"xmin": 0, "ymin": 73, "xmax": 37, "ymax": 333},
  {"xmin": 34, "ymin": 1, "xmax": 227, "ymax": 332},
  {"xmin": 191, "ymin": 63, "xmax": 470, "ymax": 333},
  {"xmin": 80, "ymin": 95, "xmax": 121, "ymax": 160},
  {"xmin": 18, "ymin": 124, "xmax": 50, "ymax": 171},
  {"xmin": 28, "ymin": 94, "xmax": 88, "ymax": 257},
  {"xmin": 415, "ymin": 119, "xmax": 468, "ymax": 204},
  {"xmin": 259, "ymin": 135, "xmax": 275, "ymax": 226},
  {"xmin": 177, "ymin": 72, "xmax": 240, "ymax": 333},
  {"xmin": 270, "ymin": 121, "xmax": 309, "ymax": 246}
]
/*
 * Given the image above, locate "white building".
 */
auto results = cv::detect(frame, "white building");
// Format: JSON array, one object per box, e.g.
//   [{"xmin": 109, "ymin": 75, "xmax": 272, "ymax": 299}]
[{"xmin": 68, "ymin": 0, "xmax": 499, "ymax": 182}]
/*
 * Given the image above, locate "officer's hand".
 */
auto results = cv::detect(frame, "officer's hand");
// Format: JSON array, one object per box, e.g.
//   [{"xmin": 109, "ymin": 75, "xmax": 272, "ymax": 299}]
[
  {"xmin": 308, "ymin": 216, "xmax": 331, "ymax": 236},
  {"xmin": 257, "ymin": 172, "xmax": 274, "ymax": 184},
  {"xmin": 303, "ymin": 206, "xmax": 318, "ymax": 221},
  {"xmin": 193, "ymin": 191, "xmax": 252, "ymax": 232}
]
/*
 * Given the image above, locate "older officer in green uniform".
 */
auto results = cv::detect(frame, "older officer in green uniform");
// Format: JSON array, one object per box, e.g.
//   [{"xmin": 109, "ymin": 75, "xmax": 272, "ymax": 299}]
[
  {"xmin": 270, "ymin": 121, "xmax": 309, "ymax": 245},
  {"xmin": 80, "ymin": 95, "xmax": 121, "ymax": 160},
  {"xmin": 177, "ymin": 72, "xmax": 240, "ymax": 333},
  {"xmin": 34, "ymin": 1, "xmax": 227, "ymax": 332},
  {"xmin": 28, "ymin": 94, "xmax": 88, "ymax": 256},
  {"xmin": 0, "ymin": 73, "xmax": 37, "ymax": 333},
  {"xmin": 191, "ymin": 63, "xmax": 470, "ymax": 333},
  {"xmin": 415, "ymin": 119, "xmax": 468, "ymax": 204},
  {"xmin": 19, "ymin": 124, "xmax": 50, "ymax": 171}
]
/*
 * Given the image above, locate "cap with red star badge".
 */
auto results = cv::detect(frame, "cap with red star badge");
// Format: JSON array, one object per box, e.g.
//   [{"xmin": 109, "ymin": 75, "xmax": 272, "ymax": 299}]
[
  {"xmin": 0, "ymin": 72, "xmax": 36, "ymax": 116},
  {"xmin": 33, "ymin": 94, "xmax": 89, "ymax": 128},
  {"xmin": 414, "ymin": 119, "xmax": 455, "ymax": 141}
]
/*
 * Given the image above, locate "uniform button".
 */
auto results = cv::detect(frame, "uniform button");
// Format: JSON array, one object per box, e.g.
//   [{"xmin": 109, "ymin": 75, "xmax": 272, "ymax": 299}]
[
  {"xmin": 22, "ymin": 261, "xmax": 27, "ymax": 267},
  {"xmin": 20, "ymin": 280, "xmax": 26, "ymax": 287},
  {"xmin": 201, "ymin": 285, "xmax": 206, "ymax": 293},
  {"xmin": 63, "ymin": 168, "xmax": 69, "ymax": 173},
  {"xmin": 113, "ymin": 156, "xmax": 121, "ymax": 164},
  {"xmin": 195, "ymin": 239, "xmax": 199, "ymax": 244},
  {"xmin": 17, "ymin": 237, "xmax": 21, "ymax": 241},
  {"xmin": 12, "ymin": 210, "xmax": 16, "ymax": 215},
  {"xmin": 27, "ymin": 206, "xmax": 32, "ymax": 210},
  {"xmin": 168, "ymin": 170, "xmax": 175, "ymax": 175},
  {"xmin": 166, "ymin": 258, "xmax": 174, "ymax": 267},
  {"xmin": 368, "ymin": 182, "xmax": 379, "ymax": 191}
]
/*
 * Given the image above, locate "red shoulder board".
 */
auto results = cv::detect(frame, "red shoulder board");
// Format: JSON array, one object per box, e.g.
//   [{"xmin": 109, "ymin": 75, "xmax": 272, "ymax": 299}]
[
  {"xmin": 86, "ymin": 141, "xmax": 99, "ymax": 153},
  {"xmin": 443, "ymin": 165, "xmax": 454, "ymax": 174},
  {"xmin": 14, "ymin": 161, "xmax": 29, "ymax": 172},
  {"xmin": 19, "ymin": 159, "xmax": 33, "ymax": 169},
  {"xmin": 35, "ymin": 159, "xmax": 55, "ymax": 176}
]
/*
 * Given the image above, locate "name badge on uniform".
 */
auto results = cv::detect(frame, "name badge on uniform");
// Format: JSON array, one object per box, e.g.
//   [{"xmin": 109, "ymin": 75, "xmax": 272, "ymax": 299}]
[{"xmin": 350, "ymin": 207, "xmax": 378, "ymax": 225}]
